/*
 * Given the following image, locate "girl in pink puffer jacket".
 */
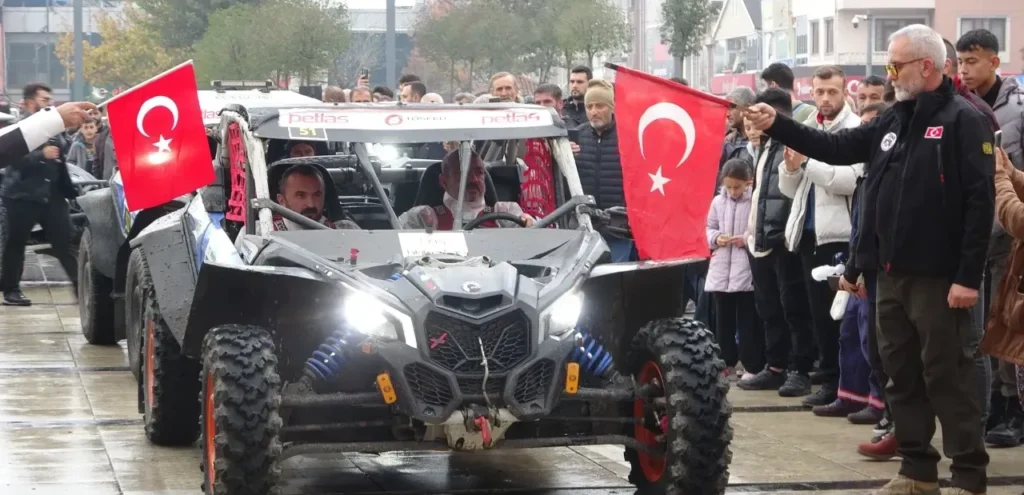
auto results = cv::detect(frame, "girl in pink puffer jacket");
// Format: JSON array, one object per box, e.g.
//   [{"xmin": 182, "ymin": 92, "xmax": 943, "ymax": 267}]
[{"xmin": 705, "ymin": 159, "xmax": 763, "ymax": 378}]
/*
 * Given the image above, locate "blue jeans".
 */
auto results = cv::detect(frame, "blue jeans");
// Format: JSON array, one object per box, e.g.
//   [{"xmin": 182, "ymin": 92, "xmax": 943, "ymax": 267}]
[{"xmin": 606, "ymin": 238, "xmax": 638, "ymax": 262}]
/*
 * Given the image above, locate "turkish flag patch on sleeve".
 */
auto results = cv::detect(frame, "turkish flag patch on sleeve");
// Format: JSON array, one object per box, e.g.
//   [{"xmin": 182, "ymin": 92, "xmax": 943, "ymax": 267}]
[
  {"xmin": 924, "ymin": 126, "xmax": 944, "ymax": 139},
  {"xmin": 106, "ymin": 61, "xmax": 214, "ymax": 211},
  {"xmin": 611, "ymin": 64, "xmax": 731, "ymax": 261}
]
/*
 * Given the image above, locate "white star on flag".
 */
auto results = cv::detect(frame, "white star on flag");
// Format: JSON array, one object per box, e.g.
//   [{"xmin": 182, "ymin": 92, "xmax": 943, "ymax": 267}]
[
  {"xmin": 648, "ymin": 166, "xmax": 671, "ymax": 195},
  {"xmin": 153, "ymin": 135, "xmax": 172, "ymax": 153}
]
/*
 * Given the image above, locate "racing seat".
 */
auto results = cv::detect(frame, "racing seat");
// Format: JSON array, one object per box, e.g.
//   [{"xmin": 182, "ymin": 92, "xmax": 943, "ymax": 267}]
[
  {"xmin": 412, "ymin": 161, "xmax": 498, "ymax": 208},
  {"xmin": 266, "ymin": 157, "xmax": 351, "ymax": 225}
]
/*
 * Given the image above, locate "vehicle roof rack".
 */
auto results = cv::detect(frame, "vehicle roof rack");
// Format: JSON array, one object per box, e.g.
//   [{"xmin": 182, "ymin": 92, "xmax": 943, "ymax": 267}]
[{"xmin": 211, "ymin": 80, "xmax": 275, "ymax": 93}]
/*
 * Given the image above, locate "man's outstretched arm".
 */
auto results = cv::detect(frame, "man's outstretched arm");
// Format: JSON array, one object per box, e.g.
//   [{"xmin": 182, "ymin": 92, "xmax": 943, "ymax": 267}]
[{"xmin": 747, "ymin": 103, "xmax": 879, "ymax": 166}]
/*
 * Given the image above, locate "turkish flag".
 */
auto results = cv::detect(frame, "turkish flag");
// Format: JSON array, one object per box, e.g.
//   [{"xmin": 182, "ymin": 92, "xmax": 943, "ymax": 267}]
[
  {"xmin": 611, "ymin": 64, "xmax": 731, "ymax": 261},
  {"xmin": 106, "ymin": 61, "xmax": 213, "ymax": 211}
]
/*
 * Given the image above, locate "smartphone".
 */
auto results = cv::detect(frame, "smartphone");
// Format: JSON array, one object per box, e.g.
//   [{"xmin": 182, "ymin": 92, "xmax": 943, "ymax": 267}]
[
  {"xmin": 995, "ymin": 130, "xmax": 1002, "ymax": 149},
  {"xmin": 358, "ymin": 68, "xmax": 369, "ymax": 79},
  {"xmin": 567, "ymin": 129, "xmax": 580, "ymax": 143}
]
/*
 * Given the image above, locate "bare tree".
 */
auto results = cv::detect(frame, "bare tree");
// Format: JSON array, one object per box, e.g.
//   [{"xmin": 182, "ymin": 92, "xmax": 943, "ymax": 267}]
[{"xmin": 333, "ymin": 32, "xmax": 384, "ymax": 87}]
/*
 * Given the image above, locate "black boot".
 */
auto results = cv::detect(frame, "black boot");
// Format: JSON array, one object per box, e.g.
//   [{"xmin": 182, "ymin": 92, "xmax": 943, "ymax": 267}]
[
  {"xmin": 986, "ymin": 397, "xmax": 1024, "ymax": 448},
  {"xmin": 2, "ymin": 290, "xmax": 32, "ymax": 306},
  {"xmin": 988, "ymin": 392, "xmax": 1007, "ymax": 434}
]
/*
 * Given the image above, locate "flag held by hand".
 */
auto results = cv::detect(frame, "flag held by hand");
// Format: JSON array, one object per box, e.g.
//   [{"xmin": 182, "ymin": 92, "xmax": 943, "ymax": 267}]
[
  {"xmin": 608, "ymin": 63, "xmax": 731, "ymax": 261},
  {"xmin": 106, "ymin": 61, "xmax": 214, "ymax": 211}
]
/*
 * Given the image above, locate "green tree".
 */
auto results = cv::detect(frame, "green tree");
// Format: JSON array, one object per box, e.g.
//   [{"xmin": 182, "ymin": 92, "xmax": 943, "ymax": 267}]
[
  {"xmin": 555, "ymin": 0, "xmax": 629, "ymax": 69},
  {"xmin": 660, "ymin": 0, "xmax": 718, "ymax": 59},
  {"xmin": 134, "ymin": 0, "xmax": 263, "ymax": 50},
  {"xmin": 55, "ymin": 7, "xmax": 183, "ymax": 88},
  {"xmin": 193, "ymin": 0, "xmax": 349, "ymax": 86}
]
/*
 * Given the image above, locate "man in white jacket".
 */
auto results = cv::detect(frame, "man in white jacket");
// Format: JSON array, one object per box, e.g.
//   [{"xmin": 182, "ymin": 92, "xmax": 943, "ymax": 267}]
[{"xmin": 777, "ymin": 65, "xmax": 865, "ymax": 411}]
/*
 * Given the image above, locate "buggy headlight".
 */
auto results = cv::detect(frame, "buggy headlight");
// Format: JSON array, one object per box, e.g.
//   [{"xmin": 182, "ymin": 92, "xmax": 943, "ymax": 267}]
[
  {"xmin": 343, "ymin": 292, "xmax": 400, "ymax": 340},
  {"xmin": 544, "ymin": 291, "xmax": 583, "ymax": 337}
]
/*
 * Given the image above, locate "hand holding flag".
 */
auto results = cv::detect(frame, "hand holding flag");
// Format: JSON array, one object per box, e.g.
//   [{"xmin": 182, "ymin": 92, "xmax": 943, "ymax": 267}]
[
  {"xmin": 607, "ymin": 63, "xmax": 732, "ymax": 261},
  {"xmin": 106, "ymin": 61, "xmax": 214, "ymax": 211}
]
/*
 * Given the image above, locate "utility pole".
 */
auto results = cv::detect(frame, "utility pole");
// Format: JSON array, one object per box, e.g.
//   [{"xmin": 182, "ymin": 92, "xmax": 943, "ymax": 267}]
[
  {"xmin": 72, "ymin": 0, "xmax": 85, "ymax": 101},
  {"xmin": 385, "ymin": 0, "xmax": 396, "ymax": 89},
  {"xmin": 866, "ymin": 12, "xmax": 874, "ymax": 77}
]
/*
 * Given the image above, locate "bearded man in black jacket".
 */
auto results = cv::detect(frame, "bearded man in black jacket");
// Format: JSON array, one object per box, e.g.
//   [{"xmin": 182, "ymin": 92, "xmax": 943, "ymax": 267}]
[{"xmin": 747, "ymin": 24, "xmax": 993, "ymax": 495}]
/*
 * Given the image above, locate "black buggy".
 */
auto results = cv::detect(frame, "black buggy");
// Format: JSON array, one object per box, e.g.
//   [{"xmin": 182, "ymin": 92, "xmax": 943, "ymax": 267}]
[{"xmin": 121, "ymin": 102, "xmax": 732, "ymax": 494}]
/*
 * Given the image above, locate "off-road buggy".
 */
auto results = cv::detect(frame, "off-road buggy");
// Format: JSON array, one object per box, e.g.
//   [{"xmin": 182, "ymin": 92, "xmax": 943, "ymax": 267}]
[
  {"xmin": 76, "ymin": 82, "xmax": 320, "ymax": 351},
  {"xmin": 124, "ymin": 101, "xmax": 732, "ymax": 495}
]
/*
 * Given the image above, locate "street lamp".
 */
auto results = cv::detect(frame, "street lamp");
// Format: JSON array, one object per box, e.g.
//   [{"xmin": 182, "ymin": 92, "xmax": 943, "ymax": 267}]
[{"xmin": 853, "ymin": 13, "xmax": 874, "ymax": 77}]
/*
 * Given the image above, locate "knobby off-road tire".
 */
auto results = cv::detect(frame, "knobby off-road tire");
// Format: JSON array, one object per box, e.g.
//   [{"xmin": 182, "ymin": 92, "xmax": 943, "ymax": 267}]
[
  {"xmin": 625, "ymin": 318, "xmax": 733, "ymax": 495},
  {"xmin": 78, "ymin": 228, "xmax": 116, "ymax": 345},
  {"xmin": 128, "ymin": 248, "xmax": 202, "ymax": 446},
  {"xmin": 201, "ymin": 325, "xmax": 282, "ymax": 495}
]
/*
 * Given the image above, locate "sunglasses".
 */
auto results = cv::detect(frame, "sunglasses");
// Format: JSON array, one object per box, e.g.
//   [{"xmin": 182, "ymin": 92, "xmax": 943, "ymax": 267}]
[{"xmin": 885, "ymin": 58, "xmax": 924, "ymax": 77}]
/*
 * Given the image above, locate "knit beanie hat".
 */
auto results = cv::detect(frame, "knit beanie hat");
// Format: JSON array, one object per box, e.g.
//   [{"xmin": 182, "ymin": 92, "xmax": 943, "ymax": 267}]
[{"xmin": 584, "ymin": 79, "xmax": 615, "ymax": 110}]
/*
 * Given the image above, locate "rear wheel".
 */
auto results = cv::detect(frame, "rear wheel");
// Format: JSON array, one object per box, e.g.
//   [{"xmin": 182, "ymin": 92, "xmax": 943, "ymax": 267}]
[
  {"xmin": 128, "ymin": 248, "xmax": 202, "ymax": 446},
  {"xmin": 201, "ymin": 324, "xmax": 282, "ymax": 495},
  {"xmin": 625, "ymin": 318, "xmax": 733, "ymax": 495},
  {"xmin": 78, "ymin": 228, "xmax": 116, "ymax": 345}
]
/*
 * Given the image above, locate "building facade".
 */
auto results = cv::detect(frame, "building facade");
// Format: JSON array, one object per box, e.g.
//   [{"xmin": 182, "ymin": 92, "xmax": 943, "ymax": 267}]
[{"xmin": 686, "ymin": 0, "xmax": 1023, "ymax": 95}]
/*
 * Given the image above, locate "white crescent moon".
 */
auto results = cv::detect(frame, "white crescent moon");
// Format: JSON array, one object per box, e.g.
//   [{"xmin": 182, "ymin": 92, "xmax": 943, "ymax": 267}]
[
  {"xmin": 136, "ymin": 96, "xmax": 179, "ymax": 138},
  {"xmin": 638, "ymin": 102, "xmax": 696, "ymax": 168}
]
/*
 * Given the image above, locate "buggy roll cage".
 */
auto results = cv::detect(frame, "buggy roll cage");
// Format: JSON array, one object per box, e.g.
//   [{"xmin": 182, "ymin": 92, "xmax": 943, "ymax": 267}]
[{"xmin": 219, "ymin": 102, "xmax": 595, "ymax": 234}]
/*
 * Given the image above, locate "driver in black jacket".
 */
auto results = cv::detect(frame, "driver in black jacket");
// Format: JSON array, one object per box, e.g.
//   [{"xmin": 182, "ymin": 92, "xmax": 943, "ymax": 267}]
[{"xmin": 746, "ymin": 24, "xmax": 993, "ymax": 495}]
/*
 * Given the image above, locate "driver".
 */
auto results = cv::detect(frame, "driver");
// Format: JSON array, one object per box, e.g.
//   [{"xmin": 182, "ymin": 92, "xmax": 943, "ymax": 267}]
[
  {"xmin": 274, "ymin": 164, "xmax": 359, "ymax": 231},
  {"xmin": 399, "ymin": 150, "xmax": 536, "ymax": 229}
]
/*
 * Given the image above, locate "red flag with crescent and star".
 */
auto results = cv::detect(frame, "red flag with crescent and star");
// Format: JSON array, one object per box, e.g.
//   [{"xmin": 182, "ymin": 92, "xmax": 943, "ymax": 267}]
[
  {"xmin": 610, "ymin": 64, "xmax": 731, "ymax": 261},
  {"xmin": 106, "ymin": 61, "xmax": 213, "ymax": 211}
]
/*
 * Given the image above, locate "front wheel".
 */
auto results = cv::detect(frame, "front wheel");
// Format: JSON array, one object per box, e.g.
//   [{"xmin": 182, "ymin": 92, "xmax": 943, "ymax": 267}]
[
  {"xmin": 625, "ymin": 318, "xmax": 733, "ymax": 495},
  {"xmin": 201, "ymin": 324, "xmax": 282, "ymax": 495}
]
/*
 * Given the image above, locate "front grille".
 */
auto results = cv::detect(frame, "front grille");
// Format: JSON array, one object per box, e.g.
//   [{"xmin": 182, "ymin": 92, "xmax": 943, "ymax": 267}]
[
  {"xmin": 404, "ymin": 363, "xmax": 453, "ymax": 407},
  {"xmin": 425, "ymin": 310, "xmax": 530, "ymax": 373},
  {"xmin": 457, "ymin": 376, "xmax": 506, "ymax": 397},
  {"xmin": 513, "ymin": 359, "xmax": 557, "ymax": 405}
]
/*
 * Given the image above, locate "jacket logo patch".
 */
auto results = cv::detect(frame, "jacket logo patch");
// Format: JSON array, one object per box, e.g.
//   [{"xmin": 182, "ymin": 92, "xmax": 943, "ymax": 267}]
[
  {"xmin": 982, "ymin": 142, "xmax": 993, "ymax": 155},
  {"xmin": 880, "ymin": 132, "xmax": 898, "ymax": 151},
  {"xmin": 924, "ymin": 126, "xmax": 944, "ymax": 139}
]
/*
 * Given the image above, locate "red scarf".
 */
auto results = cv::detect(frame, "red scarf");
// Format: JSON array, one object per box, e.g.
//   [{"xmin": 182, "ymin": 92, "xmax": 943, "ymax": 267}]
[{"xmin": 519, "ymin": 138, "xmax": 556, "ymax": 218}]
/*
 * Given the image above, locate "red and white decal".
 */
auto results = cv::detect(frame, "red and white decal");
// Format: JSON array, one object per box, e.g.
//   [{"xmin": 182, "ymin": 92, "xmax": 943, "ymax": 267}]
[{"xmin": 924, "ymin": 126, "xmax": 944, "ymax": 139}]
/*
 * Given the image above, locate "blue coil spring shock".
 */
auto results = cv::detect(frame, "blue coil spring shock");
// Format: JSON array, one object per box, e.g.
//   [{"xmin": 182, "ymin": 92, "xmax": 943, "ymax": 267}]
[
  {"xmin": 305, "ymin": 329, "xmax": 353, "ymax": 382},
  {"xmin": 570, "ymin": 332, "xmax": 616, "ymax": 379}
]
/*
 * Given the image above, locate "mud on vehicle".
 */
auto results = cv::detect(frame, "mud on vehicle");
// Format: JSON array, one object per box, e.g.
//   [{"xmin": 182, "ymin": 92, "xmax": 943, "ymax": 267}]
[{"xmin": 121, "ymin": 101, "xmax": 733, "ymax": 495}]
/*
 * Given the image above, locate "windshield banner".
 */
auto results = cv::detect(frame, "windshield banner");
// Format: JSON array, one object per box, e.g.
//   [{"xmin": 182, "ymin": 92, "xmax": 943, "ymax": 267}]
[
  {"xmin": 199, "ymin": 90, "xmax": 319, "ymax": 125},
  {"xmin": 277, "ymin": 107, "xmax": 555, "ymax": 131}
]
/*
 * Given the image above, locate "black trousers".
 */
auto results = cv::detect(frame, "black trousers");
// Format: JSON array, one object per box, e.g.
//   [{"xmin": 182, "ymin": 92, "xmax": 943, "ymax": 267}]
[
  {"xmin": 0, "ymin": 197, "xmax": 78, "ymax": 292},
  {"xmin": 797, "ymin": 235, "xmax": 847, "ymax": 386},
  {"xmin": 749, "ymin": 249, "xmax": 814, "ymax": 372},
  {"xmin": 876, "ymin": 271, "xmax": 988, "ymax": 493},
  {"xmin": 863, "ymin": 271, "xmax": 889, "ymax": 409},
  {"xmin": 713, "ymin": 291, "xmax": 763, "ymax": 372}
]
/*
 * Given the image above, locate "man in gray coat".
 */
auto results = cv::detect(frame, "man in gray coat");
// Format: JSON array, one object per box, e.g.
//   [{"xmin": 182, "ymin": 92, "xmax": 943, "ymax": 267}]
[{"xmin": 956, "ymin": 28, "xmax": 1024, "ymax": 448}]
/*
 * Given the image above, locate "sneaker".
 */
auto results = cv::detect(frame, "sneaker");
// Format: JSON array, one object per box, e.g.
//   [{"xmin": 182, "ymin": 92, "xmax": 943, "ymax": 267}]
[
  {"xmin": 812, "ymin": 400, "xmax": 863, "ymax": 417},
  {"xmin": 871, "ymin": 474, "xmax": 938, "ymax": 495},
  {"xmin": 736, "ymin": 368, "xmax": 786, "ymax": 391},
  {"xmin": 874, "ymin": 415, "xmax": 894, "ymax": 435},
  {"xmin": 848, "ymin": 406, "xmax": 884, "ymax": 425},
  {"xmin": 809, "ymin": 370, "xmax": 827, "ymax": 385},
  {"xmin": 778, "ymin": 372, "xmax": 812, "ymax": 397},
  {"xmin": 802, "ymin": 383, "xmax": 838, "ymax": 407},
  {"xmin": 2, "ymin": 290, "xmax": 31, "ymax": 306},
  {"xmin": 859, "ymin": 431, "xmax": 900, "ymax": 462},
  {"xmin": 741, "ymin": 372, "xmax": 756, "ymax": 381}
]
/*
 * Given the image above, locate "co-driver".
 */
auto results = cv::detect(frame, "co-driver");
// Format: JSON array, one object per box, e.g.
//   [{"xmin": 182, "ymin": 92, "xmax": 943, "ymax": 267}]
[{"xmin": 399, "ymin": 151, "xmax": 536, "ymax": 230}]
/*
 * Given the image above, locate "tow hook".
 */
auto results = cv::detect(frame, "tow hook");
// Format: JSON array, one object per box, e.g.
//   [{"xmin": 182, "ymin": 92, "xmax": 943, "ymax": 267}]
[{"xmin": 464, "ymin": 405, "xmax": 494, "ymax": 447}]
